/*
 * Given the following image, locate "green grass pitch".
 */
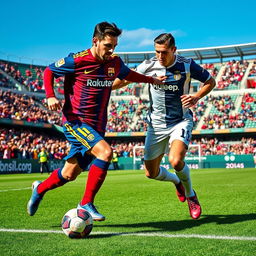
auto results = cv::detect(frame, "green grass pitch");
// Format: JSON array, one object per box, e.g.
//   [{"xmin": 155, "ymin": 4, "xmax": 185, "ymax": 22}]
[{"xmin": 0, "ymin": 168, "xmax": 255, "ymax": 256}]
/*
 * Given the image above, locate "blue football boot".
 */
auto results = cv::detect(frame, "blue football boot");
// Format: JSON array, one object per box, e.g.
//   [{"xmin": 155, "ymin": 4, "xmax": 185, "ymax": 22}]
[
  {"xmin": 77, "ymin": 202, "xmax": 105, "ymax": 221},
  {"xmin": 27, "ymin": 181, "xmax": 43, "ymax": 216}
]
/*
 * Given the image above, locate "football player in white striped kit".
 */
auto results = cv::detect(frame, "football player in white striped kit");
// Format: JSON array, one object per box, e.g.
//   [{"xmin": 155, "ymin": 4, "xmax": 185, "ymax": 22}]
[{"xmin": 114, "ymin": 33, "xmax": 215, "ymax": 219}]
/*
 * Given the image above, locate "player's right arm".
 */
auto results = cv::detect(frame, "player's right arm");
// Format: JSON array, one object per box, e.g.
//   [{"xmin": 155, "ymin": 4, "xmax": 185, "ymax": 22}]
[
  {"xmin": 44, "ymin": 54, "xmax": 75, "ymax": 111},
  {"xmin": 47, "ymin": 96, "xmax": 62, "ymax": 111},
  {"xmin": 44, "ymin": 67, "xmax": 62, "ymax": 111}
]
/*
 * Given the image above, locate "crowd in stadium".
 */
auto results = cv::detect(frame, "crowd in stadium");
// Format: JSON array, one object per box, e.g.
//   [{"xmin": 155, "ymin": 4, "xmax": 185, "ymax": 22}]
[
  {"xmin": 201, "ymin": 93, "xmax": 255, "ymax": 130},
  {"xmin": 0, "ymin": 127, "xmax": 255, "ymax": 160},
  {"xmin": 0, "ymin": 90, "xmax": 61, "ymax": 125},
  {"xmin": 0, "ymin": 57, "xmax": 255, "ymax": 162},
  {"xmin": 248, "ymin": 60, "xmax": 256, "ymax": 77},
  {"xmin": 0, "ymin": 61, "xmax": 44, "ymax": 92},
  {"xmin": 190, "ymin": 137, "xmax": 256, "ymax": 156},
  {"xmin": 0, "ymin": 61, "xmax": 65, "ymax": 93},
  {"xmin": 0, "ymin": 128, "xmax": 68, "ymax": 160},
  {"xmin": 202, "ymin": 63, "xmax": 219, "ymax": 78},
  {"xmin": 217, "ymin": 60, "xmax": 249, "ymax": 90},
  {"xmin": 202, "ymin": 113, "xmax": 246, "ymax": 130}
]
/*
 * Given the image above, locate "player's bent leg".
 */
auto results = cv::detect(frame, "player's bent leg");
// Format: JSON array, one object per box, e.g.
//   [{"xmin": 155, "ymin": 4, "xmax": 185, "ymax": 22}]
[
  {"xmin": 144, "ymin": 155, "xmax": 163, "ymax": 179},
  {"xmin": 27, "ymin": 158, "xmax": 81, "ymax": 216},
  {"xmin": 78, "ymin": 157, "xmax": 108, "ymax": 221},
  {"xmin": 78, "ymin": 140, "xmax": 112, "ymax": 221},
  {"xmin": 176, "ymin": 163, "xmax": 201, "ymax": 218},
  {"xmin": 169, "ymin": 140, "xmax": 192, "ymax": 202},
  {"xmin": 89, "ymin": 139, "xmax": 113, "ymax": 162},
  {"xmin": 144, "ymin": 155, "xmax": 185, "ymax": 202},
  {"xmin": 61, "ymin": 157, "xmax": 83, "ymax": 181},
  {"xmin": 155, "ymin": 165, "xmax": 186, "ymax": 203},
  {"xmin": 145, "ymin": 154, "xmax": 179, "ymax": 181},
  {"xmin": 169, "ymin": 140, "xmax": 194, "ymax": 197},
  {"xmin": 169, "ymin": 140, "xmax": 201, "ymax": 218}
]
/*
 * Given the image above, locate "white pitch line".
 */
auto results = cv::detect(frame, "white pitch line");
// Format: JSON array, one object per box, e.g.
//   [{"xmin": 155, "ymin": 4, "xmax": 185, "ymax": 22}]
[
  {"xmin": 0, "ymin": 228, "xmax": 256, "ymax": 241},
  {"xmin": 0, "ymin": 187, "xmax": 31, "ymax": 192}
]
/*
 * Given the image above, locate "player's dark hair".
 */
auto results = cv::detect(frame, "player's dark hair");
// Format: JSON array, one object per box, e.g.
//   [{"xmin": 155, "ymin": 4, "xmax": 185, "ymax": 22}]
[
  {"xmin": 154, "ymin": 33, "xmax": 175, "ymax": 48},
  {"xmin": 93, "ymin": 22, "xmax": 122, "ymax": 40}
]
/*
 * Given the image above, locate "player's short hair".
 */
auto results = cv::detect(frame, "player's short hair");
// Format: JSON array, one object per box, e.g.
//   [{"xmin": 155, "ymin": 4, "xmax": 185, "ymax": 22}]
[
  {"xmin": 93, "ymin": 22, "xmax": 122, "ymax": 40},
  {"xmin": 154, "ymin": 33, "xmax": 175, "ymax": 48}
]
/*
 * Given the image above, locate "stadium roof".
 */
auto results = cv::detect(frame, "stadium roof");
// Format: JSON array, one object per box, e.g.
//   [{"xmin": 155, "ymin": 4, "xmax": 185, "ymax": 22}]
[{"xmin": 117, "ymin": 42, "xmax": 256, "ymax": 64}]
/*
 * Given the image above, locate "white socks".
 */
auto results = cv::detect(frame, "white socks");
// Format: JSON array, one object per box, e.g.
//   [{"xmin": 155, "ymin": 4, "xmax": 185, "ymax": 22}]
[
  {"xmin": 155, "ymin": 166, "xmax": 180, "ymax": 184},
  {"xmin": 175, "ymin": 163, "xmax": 195, "ymax": 197}
]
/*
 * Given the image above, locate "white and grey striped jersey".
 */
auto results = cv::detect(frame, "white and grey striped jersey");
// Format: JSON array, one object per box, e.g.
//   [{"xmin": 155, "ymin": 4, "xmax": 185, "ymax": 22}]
[{"xmin": 136, "ymin": 55, "xmax": 211, "ymax": 130}]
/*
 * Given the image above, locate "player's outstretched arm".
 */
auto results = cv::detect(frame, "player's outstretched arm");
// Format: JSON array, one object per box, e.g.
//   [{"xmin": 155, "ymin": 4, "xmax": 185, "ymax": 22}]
[
  {"xmin": 124, "ymin": 70, "xmax": 165, "ymax": 85},
  {"xmin": 181, "ymin": 77, "xmax": 216, "ymax": 108},
  {"xmin": 112, "ymin": 78, "xmax": 131, "ymax": 90},
  {"xmin": 112, "ymin": 75, "xmax": 166, "ymax": 91}
]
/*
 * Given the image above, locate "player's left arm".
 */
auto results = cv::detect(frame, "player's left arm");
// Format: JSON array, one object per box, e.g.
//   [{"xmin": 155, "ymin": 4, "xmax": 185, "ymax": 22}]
[
  {"xmin": 113, "ymin": 60, "xmax": 166, "ymax": 90},
  {"xmin": 112, "ymin": 78, "xmax": 131, "ymax": 90},
  {"xmin": 112, "ymin": 73, "xmax": 166, "ymax": 91},
  {"xmin": 117, "ymin": 58, "xmax": 165, "ymax": 85},
  {"xmin": 181, "ymin": 77, "xmax": 215, "ymax": 108}
]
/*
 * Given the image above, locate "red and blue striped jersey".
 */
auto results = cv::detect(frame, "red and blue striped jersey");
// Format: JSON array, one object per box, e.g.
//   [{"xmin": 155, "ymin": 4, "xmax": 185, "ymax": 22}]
[{"xmin": 48, "ymin": 49, "xmax": 130, "ymax": 133}]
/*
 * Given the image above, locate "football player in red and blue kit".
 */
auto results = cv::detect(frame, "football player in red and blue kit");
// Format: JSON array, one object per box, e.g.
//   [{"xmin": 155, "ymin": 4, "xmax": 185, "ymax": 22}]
[{"xmin": 27, "ymin": 21, "xmax": 165, "ymax": 221}]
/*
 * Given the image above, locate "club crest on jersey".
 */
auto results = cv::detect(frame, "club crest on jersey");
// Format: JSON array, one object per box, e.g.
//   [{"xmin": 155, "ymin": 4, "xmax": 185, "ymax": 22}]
[
  {"xmin": 55, "ymin": 58, "xmax": 65, "ymax": 67},
  {"xmin": 173, "ymin": 71, "xmax": 181, "ymax": 81},
  {"xmin": 107, "ymin": 67, "xmax": 115, "ymax": 77}
]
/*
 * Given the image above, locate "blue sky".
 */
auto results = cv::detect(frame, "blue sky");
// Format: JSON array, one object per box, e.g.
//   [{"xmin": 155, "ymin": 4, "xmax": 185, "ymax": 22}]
[{"xmin": 1, "ymin": 0, "xmax": 255, "ymax": 65}]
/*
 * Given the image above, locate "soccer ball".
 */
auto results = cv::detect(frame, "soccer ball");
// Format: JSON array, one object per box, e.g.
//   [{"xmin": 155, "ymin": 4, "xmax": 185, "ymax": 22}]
[{"xmin": 61, "ymin": 208, "xmax": 93, "ymax": 238}]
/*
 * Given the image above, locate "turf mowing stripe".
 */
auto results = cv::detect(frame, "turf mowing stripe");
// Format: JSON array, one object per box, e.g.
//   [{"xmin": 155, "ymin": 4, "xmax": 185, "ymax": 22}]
[
  {"xmin": 0, "ymin": 228, "xmax": 256, "ymax": 241},
  {"xmin": 0, "ymin": 187, "xmax": 31, "ymax": 192}
]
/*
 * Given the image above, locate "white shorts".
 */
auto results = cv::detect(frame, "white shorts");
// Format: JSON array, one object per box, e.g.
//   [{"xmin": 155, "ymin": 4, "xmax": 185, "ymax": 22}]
[{"xmin": 144, "ymin": 119, "xmax": 193, "ymax": 160}]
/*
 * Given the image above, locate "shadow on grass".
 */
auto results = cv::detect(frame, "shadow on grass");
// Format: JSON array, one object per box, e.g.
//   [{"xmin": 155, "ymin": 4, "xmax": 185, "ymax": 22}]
[
  {"xmin": 49, "ymin": 213, "xmax": 256, "ymax": 239},
  {"xmin": 94, "ymin": 213, "xmax": 256, "ymax": 233}
]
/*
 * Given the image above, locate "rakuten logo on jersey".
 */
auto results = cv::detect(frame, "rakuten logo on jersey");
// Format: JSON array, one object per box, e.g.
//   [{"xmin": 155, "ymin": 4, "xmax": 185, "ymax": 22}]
[
  {"xmin": 87, "ymin": 79, "xmax": 113, "ymax": 87},
  {"xmin": 152, "ymin": 84, "xmax": 179, "ymax": 91}
]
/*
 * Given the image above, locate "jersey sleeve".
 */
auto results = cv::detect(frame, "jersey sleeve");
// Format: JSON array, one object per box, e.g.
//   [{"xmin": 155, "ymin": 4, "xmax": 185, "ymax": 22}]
[
  {"xmin": 190, "ymin": 59, "xmax": 211, "ymax": 83},
  {"xmin": 48, "ymin": 53, "xmax": 75, "ymax": 78},
  {"xmin": 135, "ymin": 60, "xmax": 149, "ymax": 75},
  {"xmin": 116, "ymin": 58, "xmax": 132, "ymax": 80}
]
